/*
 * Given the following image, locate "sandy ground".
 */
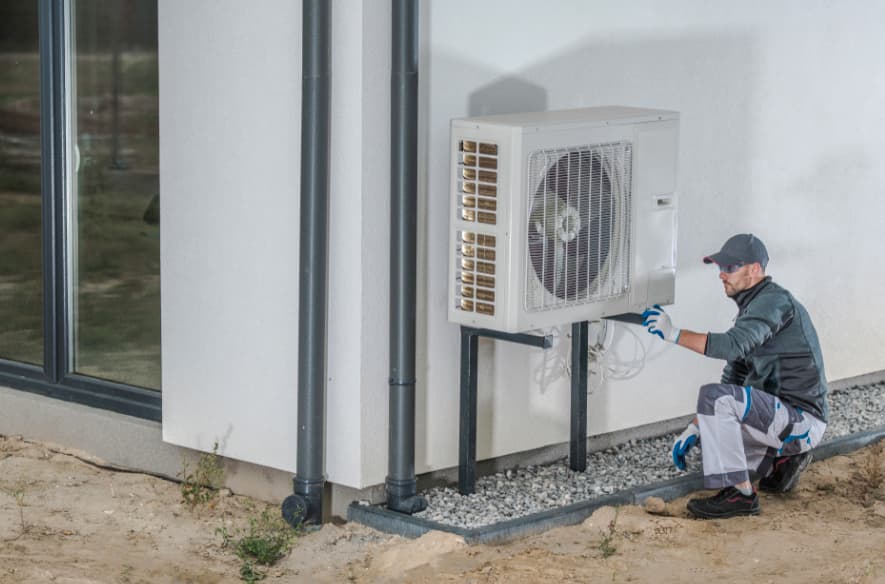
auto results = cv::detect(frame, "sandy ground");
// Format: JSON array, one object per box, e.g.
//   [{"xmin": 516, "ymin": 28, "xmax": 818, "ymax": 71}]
[{"xmin": 1, "ymin": 434, "xmax": 884, "ymax": 583}]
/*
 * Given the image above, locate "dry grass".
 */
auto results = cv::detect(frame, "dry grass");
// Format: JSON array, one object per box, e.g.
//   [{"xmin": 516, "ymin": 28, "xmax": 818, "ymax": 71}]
[{"xmin": 854, "ymin": 441, "xmax": 885, "ymax": 502}]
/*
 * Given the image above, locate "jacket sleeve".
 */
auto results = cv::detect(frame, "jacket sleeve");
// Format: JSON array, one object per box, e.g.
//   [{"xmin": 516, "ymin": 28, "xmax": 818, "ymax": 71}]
[
  {"xmin": 720, "ymin": 358, "xmax": 750, "ymax": 385},
  {"xmin": 705, "ymin": 293, "xmax": 793, "ymax": 362}
]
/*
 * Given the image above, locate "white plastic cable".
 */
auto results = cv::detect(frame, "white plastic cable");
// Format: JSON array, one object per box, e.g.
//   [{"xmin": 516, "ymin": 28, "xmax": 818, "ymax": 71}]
[{"xmin": 530, "ymin": 319, "xmax": 654, "ymax": 393}]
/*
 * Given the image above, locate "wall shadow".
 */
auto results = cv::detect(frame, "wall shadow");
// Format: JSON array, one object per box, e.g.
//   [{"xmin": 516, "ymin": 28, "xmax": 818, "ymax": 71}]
[{"xmin": 468, "ymin": 76, "xmax": 548, "ymax": 117}]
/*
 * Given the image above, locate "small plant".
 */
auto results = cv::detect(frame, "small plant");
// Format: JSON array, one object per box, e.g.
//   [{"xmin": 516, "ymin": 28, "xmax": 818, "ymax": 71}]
[
  {"xmin": 1, "ymin": 485, "xmax": 28, "ymax": 539},
  {"xmin": 238, "ymin": 562, "xmax": 265, "ymax": 583},
  {"xmin": 597, "ymin": 512, "xmax": 618, "ymax": 558},
  {"xmin": 218, "ymin": 509, "xmax": 301, "ymax": 582},
  {"xmin": 117, "ymin": 565, "xmax": 134, "ymax": 584},
  {"xmin": 13, "ymin": 488, "xmax": 26, "ymax": 531},
  {"xmin": 179, "ymin": 441, "xmax": 225, "ymax": 507}
]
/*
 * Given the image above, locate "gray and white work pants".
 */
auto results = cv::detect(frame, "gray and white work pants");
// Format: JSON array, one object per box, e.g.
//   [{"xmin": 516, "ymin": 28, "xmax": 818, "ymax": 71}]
[{"xmin": 695, "ymin": 383, "xmax": 827, "ymax": 489}]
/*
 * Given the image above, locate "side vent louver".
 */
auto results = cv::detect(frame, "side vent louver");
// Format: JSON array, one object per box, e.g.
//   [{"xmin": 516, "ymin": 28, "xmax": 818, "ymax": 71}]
[
  {"xmin": 458, "ymin": 140, "xmax": 498, "ymax": 225},
  {"xmin": 455, "ymin": 231, "xmax": 496, "ymax": 316},
  {"xmin": 454, "ymin": 139, "xmax": 500, "ymax": 318}
]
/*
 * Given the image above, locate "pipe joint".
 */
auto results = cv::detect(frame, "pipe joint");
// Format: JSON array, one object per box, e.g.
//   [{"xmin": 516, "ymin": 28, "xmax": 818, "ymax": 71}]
[
  {"xmin": 385, "ymin": 477, "xmax": 427, "ymax": 515},
  {"xmin": 288, "ymin": 476, "xmax": 325, "ymax": 525},
  {"xmin": 388, "ymin": 377, "xmax": 417, "ymax": 387}
]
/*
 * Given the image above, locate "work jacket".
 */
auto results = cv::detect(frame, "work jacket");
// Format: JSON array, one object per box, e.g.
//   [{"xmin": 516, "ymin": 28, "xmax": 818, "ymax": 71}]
[{"xmin": 705, "ymin": 277, "xmax": 829, "ymax": 423}]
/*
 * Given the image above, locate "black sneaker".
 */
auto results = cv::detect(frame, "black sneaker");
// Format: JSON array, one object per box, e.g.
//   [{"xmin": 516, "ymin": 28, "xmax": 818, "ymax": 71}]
[
  {"xmin": 759, "ymin": 452, "xmax": 813, "ymax": 493},
  {"xmin": 686, "ymin": 487, "xmax": 760, "ymax": 519}
]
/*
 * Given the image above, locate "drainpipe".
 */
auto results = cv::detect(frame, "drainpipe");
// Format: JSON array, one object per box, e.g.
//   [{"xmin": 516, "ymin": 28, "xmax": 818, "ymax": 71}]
[
  {"xmin": 386, "ymin": 0, "xmax": 427, "ymax": 515},
  {"xmin": 282, "ymin": 0, "xmax": 330, "ymax": 527}
]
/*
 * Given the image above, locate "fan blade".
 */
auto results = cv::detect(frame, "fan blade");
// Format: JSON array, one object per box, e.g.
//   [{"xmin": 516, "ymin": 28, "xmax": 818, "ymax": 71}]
[{"xmin": 553, "ymin": 241, "xmax": 567, "ymax": 296}]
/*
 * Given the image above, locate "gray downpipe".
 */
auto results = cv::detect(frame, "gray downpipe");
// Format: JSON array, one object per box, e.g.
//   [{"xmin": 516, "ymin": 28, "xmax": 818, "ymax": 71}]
[
  {"xmin": 386, "ymin": 0, "xmax": 427, "ymax": 515},
  {"xmin": 283, "ymin": 0, "xmax": 331, "ymax": 527}
]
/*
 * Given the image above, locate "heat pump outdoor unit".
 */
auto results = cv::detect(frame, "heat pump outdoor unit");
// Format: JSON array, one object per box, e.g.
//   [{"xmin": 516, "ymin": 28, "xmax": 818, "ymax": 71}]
[{"xmin": 447, "ymin": 106, "xmax": 679, "ymax": 333}]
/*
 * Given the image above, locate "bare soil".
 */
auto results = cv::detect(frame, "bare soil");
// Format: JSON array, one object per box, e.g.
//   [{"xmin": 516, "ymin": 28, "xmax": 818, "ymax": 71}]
[{"xmin": 1, "ymin": 434, "xmax": 884, "ymax": 583}]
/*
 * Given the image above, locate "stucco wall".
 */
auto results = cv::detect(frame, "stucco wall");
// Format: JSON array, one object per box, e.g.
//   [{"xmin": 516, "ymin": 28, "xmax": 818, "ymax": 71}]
[
  {"xmin": 160, "ymin": 1, "xmax": 885, "ymax": 488},
  {"xmin": 159, "ymin": 0, "xmax": 304, "ymax": 474},
  {"xmin": 401, "ymin": 0, "xmax": 885, "ymax": 484}
]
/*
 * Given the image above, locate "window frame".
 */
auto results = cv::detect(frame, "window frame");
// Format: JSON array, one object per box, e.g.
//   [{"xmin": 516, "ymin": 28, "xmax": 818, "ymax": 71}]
[{"xmin": 0, "ymin": 0, "xmax": 160, "ymax": 422}]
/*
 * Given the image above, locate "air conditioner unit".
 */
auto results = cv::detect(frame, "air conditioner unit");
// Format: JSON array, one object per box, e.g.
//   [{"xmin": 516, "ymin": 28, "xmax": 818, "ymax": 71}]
[{"xmin": 447, "ymin": 106, "xmax": 678, "ymax": 333}]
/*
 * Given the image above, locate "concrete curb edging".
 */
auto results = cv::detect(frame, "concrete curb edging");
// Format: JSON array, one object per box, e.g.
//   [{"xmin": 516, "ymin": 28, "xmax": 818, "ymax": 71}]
[{"xmin": 348, "ymin": 425, "xmax": 885, "ymax": 545}]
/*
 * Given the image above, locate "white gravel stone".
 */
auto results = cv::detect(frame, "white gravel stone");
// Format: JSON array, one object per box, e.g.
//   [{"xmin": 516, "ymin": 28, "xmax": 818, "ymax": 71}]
[{"xmin": 414, "ymin": 382, "xmax": 885, "ymax": 529}]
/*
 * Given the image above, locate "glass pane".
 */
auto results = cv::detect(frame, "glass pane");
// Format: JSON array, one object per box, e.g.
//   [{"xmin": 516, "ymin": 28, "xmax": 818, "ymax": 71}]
[
  {"xmin": 0, "ymin": 2, "xmax": 43, "ymax": 365},
  {"xmin": 71, "ymin": 0, "xmax": 160, "ymax": 389}
]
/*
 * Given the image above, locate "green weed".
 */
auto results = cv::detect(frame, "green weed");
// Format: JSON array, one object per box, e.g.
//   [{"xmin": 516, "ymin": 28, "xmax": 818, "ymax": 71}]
[
  {"xmin": 218, "ymin": 509, "xmax": 301, "ymax": 582},
  {"xmin": 179, "ymin": 441, "xmax": 225, "ymax": 507},
  {"xmin": 1, "ymin": 485, "xmax": 29, "ymax": 538},
  {"xmin": 238, "ymin": 561, "xmax": 265, "ymax": 583},
  {"xmin": 597, "ymin": 512, "xmax": 618, "ymax": 558}
]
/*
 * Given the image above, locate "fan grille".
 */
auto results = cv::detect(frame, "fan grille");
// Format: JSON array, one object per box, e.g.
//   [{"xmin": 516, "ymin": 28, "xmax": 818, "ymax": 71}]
[
  {"xmin": 524, "ymin": 142, "xmax": 632, "ymax": 312},
  {"xmin": 454, "ymin": 231, "xmax": 497, "ymax": 316},
  {"xmin": 457, "ymin": 140, "xmax": 498, "ymax": 225}
]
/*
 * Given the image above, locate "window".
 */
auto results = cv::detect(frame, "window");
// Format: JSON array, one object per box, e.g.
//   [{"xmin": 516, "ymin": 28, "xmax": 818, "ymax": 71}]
[
  {"xmin": 0, "ymin": 1, "xmax": 42, "ymax": 365},
  {"xmin": 71, "ymin": 0, "xmax": 160, "ymax": 389},
  {"xmin": 0, "ymin": 0, "xmax": 160, "ymax": 419}
]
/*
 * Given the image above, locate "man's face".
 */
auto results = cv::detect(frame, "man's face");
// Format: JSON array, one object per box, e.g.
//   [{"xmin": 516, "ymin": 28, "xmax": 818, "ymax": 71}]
[{"xmin": 718, "ymin": 263, "xmax": 759, "ymax": 297}]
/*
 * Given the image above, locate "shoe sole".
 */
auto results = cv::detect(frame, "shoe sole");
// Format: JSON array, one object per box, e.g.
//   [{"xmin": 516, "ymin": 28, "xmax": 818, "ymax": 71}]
[
  {"xmin": 686, "ymin": 502, "xmax": 761, "ymax": 520},
  {"xmin": 778, "ymin": 452, "xmax": 813, "ymax": 493}
]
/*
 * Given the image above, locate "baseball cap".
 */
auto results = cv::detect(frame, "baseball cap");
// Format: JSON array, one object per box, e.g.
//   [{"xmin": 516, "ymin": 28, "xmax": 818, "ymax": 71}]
[{"xmin": 703, "ymin": 233, "xmax": 769, "ymax": 269}]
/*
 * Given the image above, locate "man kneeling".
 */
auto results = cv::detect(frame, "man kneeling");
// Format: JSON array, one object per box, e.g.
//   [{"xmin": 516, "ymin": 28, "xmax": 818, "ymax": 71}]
[{"xmin": 643, "ymin": 234, "xmax": 828, "ymax": 518}]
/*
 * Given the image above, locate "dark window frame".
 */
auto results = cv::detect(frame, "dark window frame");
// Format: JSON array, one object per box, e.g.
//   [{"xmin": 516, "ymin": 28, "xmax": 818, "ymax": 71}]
[{"xmin": 0, "ymin": 0, "xmax": 160, "ymax": 422}]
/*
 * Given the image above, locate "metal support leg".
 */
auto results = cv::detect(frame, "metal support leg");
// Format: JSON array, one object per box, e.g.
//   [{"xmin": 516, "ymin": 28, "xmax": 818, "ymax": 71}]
[
  {"xmin": 457, "ymin": 326, "xmax": 553, "ymax": 494},
  {"xmin": 570, "ymin": 321, "xmax": 589, "ymax": 471},
  {"xmin": 458, "ymin": 328, "xmax": 479, "ymax": 494}
]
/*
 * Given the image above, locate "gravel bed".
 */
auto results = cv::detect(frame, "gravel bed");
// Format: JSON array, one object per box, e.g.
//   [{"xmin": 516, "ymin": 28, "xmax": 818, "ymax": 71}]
[{"xmin": 415, "ymin": 382, "xmax": 885, "ymax": 528}]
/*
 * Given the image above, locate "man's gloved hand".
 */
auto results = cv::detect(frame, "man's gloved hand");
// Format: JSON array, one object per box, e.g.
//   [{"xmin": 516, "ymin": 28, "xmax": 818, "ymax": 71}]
[
  {"xmin": 672, "ymin": 422, "xmax": 700, "ymax": 471},
  {"xmin": 641, "ymin": 304, "xmax": 681, "ymax": 343}
]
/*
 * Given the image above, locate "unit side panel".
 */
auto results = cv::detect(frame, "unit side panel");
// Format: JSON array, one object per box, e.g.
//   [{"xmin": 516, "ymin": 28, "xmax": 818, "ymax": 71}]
[
  {"xmin": 629, "ymin": 120, "xmax": 680, "ymax": 312},
  {"xmin": 504, "ymin": 131, "xmax": 524, "ymax": 330}
]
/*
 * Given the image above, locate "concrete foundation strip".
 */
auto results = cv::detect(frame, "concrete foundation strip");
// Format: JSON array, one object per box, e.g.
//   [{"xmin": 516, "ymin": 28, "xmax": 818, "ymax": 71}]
[{"xmin": 348, "ymin": 424, "xmax": 885, "ymax": 545}]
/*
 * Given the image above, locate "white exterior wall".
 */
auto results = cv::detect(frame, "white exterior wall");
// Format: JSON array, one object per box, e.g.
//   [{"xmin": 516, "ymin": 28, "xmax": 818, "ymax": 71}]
[
  {"xmin": 412, "ymin": 0, "xmax": 885, "ymax": 482},
  {"xmin": 159, "ymin": 1, "xmax": 303, "ymax": 473},
  {"xmin": 159, "ymin": 1, "xmax": 391, "ymax": 487},
  {"xmin": 160, "ymin": 1, "xmax": 885, "ymax": 489}
]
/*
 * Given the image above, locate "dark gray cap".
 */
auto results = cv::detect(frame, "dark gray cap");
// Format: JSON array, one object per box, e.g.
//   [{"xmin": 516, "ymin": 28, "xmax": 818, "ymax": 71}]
[{"xmin": 703, "ymin": 233, "xmax": 769, "ymax": 269}]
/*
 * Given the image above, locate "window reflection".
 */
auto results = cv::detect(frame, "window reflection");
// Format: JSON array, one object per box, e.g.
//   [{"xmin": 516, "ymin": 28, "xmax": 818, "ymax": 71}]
[
  {"xmin": 72, "ymin": 0, "xmax": 160, "ymax": 389},
  {"xmin": 0, "ymin": 1, "xmax": 43, "ymax": 365}
]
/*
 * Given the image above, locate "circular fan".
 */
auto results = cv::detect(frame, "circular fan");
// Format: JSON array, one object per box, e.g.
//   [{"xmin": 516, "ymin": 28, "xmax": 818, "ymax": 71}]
[{"xmin": 527, "ymin": 150, "xmax": 614, "ymax": 301}]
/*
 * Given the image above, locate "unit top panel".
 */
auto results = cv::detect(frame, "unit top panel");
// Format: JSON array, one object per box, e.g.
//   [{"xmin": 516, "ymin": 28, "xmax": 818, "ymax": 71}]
[{"xmin": 452, "ymin": 106, "xmax": 678, "ymax": 131}]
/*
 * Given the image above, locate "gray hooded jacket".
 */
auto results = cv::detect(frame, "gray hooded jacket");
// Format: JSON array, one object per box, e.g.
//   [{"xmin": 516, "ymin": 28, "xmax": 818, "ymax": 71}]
[{"xmin": 705, "ymin": 277, "xmax": 829, "ymax": 423}]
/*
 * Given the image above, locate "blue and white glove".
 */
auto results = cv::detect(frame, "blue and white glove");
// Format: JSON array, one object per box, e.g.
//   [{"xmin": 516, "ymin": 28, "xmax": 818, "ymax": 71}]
[
  {"xmin": 641, "ymin": 304, "xmax": 681, "ymax": 343},
  {"xmin": 672, "ymin": 422, "xmax": 700, "ymax": 471}
]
